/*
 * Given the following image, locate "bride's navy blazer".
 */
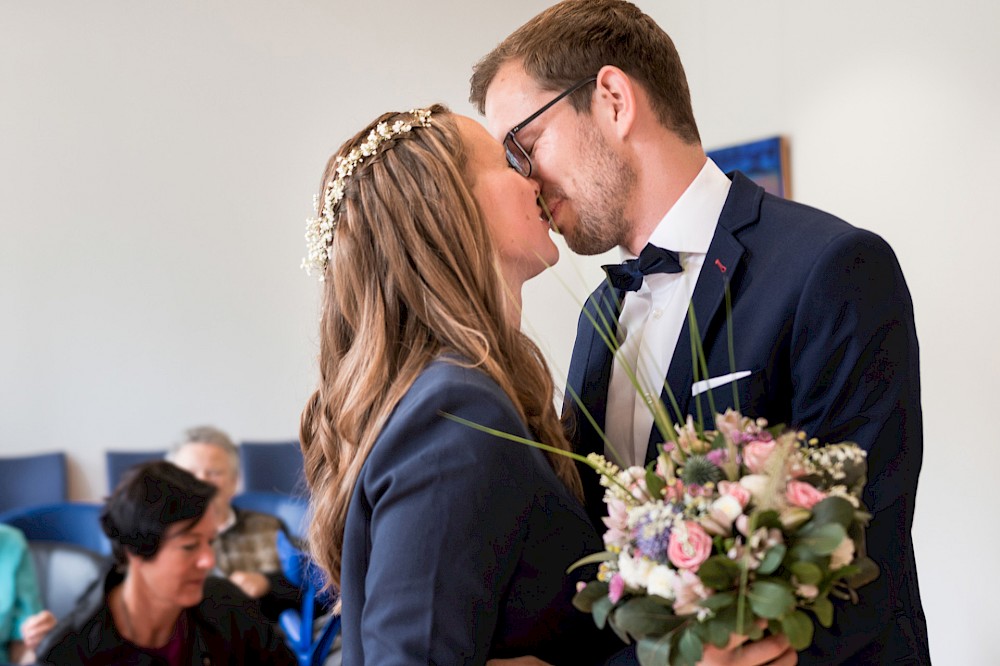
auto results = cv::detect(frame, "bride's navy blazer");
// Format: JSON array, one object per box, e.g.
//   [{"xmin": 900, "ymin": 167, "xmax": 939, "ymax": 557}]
[
  {"xmin": 341, "ymin": 359, "xmax": 616, "ymax": 665},
  {"xmin": 567, "ymin": 172, "xmax": 929, "ymax": 664}
]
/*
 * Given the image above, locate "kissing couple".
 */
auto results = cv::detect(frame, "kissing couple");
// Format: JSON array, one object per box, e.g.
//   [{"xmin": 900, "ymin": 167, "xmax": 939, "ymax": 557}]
[{"xmin": 298, "ymin": 2, "xmax": 927, "ymax": 665}]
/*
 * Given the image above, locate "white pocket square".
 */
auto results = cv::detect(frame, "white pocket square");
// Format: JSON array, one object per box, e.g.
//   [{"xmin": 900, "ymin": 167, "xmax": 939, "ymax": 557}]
[{"xmin": 691, "ymin": 371, "xmax": 752, "ymax": 397}]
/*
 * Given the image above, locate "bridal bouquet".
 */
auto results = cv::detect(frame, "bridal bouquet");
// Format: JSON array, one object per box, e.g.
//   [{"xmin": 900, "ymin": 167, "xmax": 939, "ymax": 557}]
[{"xmin": 572, "ymin": 410, "xmax": 878, "ymax": 666}]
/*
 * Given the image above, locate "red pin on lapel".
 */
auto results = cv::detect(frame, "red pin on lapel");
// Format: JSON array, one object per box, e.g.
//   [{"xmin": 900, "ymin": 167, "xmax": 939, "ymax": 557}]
[{"xmin": 714, "ymin": 259, "xmax": 727, "ymax": 273}]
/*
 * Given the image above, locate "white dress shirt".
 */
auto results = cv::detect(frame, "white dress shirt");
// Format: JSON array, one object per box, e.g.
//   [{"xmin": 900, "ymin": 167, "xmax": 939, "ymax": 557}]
[{"xmin": 604, "ymin": 159, "xmax": 732, "ymax": 467}]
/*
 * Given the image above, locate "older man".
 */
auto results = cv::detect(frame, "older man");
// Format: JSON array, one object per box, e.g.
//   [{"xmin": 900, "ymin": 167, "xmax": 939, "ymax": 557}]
[{"xmin": 169, "ymin": 425, "xmax": 300, "ymax": 621}]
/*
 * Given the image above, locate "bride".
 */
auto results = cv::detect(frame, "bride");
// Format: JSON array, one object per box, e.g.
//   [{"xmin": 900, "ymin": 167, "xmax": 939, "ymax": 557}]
[{"xmin": 298, "ymin": 105, "xmax": 617, "ymax": 665}]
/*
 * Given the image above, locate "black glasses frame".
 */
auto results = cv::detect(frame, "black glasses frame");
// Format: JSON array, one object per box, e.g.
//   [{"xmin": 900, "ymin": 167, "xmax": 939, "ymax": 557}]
[{"xmin": 503, "ymin": 75, "xmax": 598, "ymax": 178}]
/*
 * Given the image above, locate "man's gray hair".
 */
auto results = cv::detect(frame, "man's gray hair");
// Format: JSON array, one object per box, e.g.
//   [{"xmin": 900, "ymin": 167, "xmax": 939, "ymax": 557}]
[{"xmin": 167, "ymin": 425, "xmax": 241, "ymax": 472}]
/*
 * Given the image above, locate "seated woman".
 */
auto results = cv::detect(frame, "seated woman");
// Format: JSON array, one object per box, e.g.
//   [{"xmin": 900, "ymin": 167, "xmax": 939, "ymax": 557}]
[
  {"xmin": 36, "ymin": 461, "xmax": 295, "ymax": 665},
  {"xmin": 0, "ymin": 524, "xmax": 57, "ymax": 665},
  {"xmin": 299, "ymin": 105, "xmax": 617, "ymax": 664}
]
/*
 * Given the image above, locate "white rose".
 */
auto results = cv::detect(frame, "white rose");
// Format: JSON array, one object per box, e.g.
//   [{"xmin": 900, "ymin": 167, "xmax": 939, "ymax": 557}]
[
  {"xmin": 618, "ymin": 551, "xmax": 656, "ymax": 590},
  {"xmin": 702, "ymin": 494, "xmax": 744, "ymax": 535},
  {"xmin": 646, "ymin": 564, "xmax": 678, "ymax": 600}
]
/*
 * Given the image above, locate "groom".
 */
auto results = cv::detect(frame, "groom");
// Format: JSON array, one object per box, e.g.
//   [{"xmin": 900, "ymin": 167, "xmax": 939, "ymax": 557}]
[{"xmin": 471, "ymin": 0, "xmax": 928, "ymax": 664}]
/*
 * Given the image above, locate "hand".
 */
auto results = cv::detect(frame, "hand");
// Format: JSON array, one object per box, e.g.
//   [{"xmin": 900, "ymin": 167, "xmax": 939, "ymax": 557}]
[
  {"xmin": 20, "ymin": 610, "xmax": 57, "ymax": 651},
  {"xmin": 486, "ymin": 658, "xmax": 553, "ymax": 666},
  {"xmin": 229, "ymin": 571, "xmax": 271, "ymax": 598},
  {"xmin": 699, "ymin": 630, "xmax": 797, "ymax": 666}
]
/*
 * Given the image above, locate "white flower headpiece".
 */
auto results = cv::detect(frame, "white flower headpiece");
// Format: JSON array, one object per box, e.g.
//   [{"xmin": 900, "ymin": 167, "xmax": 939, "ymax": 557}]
[{"xmin": 301, "ymin": 107, "xmax": 434, "ymax": 278}]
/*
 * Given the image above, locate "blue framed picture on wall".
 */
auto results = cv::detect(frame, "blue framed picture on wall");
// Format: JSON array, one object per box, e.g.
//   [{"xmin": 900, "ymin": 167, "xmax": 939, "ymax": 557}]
[{"xmin": 707, "ymin": 135, "xmax": 790, "ymax": 199}]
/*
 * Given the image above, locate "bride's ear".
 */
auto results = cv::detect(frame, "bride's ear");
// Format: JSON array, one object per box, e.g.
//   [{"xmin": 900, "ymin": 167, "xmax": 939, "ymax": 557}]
[{"xmin": 592, "ymin": 65, "xmax": 637, "ymax": 141}]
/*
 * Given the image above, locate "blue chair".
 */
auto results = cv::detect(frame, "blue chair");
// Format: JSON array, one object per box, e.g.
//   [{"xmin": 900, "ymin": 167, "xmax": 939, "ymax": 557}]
[
  {"xmin": 28, "ymin": 540, "xmax": 109, "ymax": 619},
  {"xmin": 0, "ymin": 452, "xmax": 67, "ymax": 514},
  {"xmin": 232, "ymin": 491, "xmax": 310, "ymax": 539},
  {"xmin": 239, "ymin": 440, "xmax": 305, "ymax": 495},
  {"xmin": 276, "ymin": 530, "xmax": 340, "ymax": 666},
  {"xmin": 0, "ymin": 502, "xmax": 111, "ymax": 557},
  {"xmin": 106, "ymin": 449, "xmax": 167, "ymax": 493}
]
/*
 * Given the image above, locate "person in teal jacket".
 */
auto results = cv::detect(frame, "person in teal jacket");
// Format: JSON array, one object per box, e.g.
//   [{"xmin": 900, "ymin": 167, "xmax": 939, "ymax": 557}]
[{"xmin": 0, "ymin": 524, "xmax": 56, "ymax": 665}]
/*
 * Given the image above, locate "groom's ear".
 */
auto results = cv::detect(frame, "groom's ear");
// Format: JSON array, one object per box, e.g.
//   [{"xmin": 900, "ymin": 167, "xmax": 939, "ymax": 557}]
[{"xmin": 592, "ymin": 65, "xmax": 637, "ymax": 142}]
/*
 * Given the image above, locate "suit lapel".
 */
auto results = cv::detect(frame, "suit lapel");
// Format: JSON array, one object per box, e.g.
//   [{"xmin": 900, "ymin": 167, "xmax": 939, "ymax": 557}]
[
  {"xmin": 645, "ymin": 172, "xmax": 764, "ymax": 458},
  {"xmin": 569, "ymin": 282, "xmax": 624, "ymax": 456}
]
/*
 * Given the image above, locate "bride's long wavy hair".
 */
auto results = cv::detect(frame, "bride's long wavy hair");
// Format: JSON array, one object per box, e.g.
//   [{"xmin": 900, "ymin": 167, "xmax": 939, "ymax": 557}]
[{"xmin": 299, "ymin": 105, "xmax": 582, "ymax": 593}]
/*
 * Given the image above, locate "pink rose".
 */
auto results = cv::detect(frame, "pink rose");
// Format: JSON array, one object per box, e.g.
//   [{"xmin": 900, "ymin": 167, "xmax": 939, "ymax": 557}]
[
  {"xmin": 718, "ymin": 480, "xmax": 751, "ymax": 508},
  {"xmin": 785, "ymin": 480, "xmax": 827, "ymax": 509},
  {"xmin": 743, "ymin": 439, "xmax": 777, "ymax": 473},
  {"xmin": 667, "ymin": 521, "xmax": 712, "ymax": 571}
]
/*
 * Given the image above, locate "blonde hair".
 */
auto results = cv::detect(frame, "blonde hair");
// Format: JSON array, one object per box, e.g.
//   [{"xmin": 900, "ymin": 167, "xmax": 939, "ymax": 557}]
[{"xmin": 299, "ymin": 104, "xmax": 582, "ymax": 592}]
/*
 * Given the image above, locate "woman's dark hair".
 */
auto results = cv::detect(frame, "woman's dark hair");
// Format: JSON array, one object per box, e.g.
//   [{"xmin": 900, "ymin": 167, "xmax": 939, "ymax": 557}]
[{"xmin": 100, "ymin": 460, "xmax": 217, "ymax": 566}]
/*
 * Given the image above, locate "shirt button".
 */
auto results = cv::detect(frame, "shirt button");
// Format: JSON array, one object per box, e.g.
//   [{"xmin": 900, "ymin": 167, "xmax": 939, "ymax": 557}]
[
  {"xmin": 651, "ymin": 308, "xmax": 664, "ymax": 319},
  {"xmin": 644, "ymin": 393, "xmax": 655, "ymax": 404}
]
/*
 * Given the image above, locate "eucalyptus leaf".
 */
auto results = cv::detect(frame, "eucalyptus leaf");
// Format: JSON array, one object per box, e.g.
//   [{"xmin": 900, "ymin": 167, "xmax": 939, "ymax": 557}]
[
  {"xmin": 790, "ymin": 561, "xmax": 823, "ymax": 585},
  {"xmin": 593, "ymin": 595, "xmax": 614, "ymax": 629},
  {"xmin": 795, "ymin": 522, "xmax": 846, "ymax": 556},
  {"xmin": 615, "ymin": 596, "xmax": 687, "ymax": 639},
  {"xmin": 780, "ymin": 610, "xmax": 815, "ymax": 651},
  {"xmin": 646, "ymin": 468, "xmax": 666, "ymax": 500},
  {"xmin": 698, "ymin": 555, "xmax": 741, "ymax": 589},
  {"xmin": 636, "ymin": 632, "xmax": 673, "ymax": 666},
  {"xmin": 677, "ymin": 628, "xmax": 704, "ymax": 666},
  {"xmin": 758, "ymin": 544, "xmax": 787, "ymax": 575},
  {"xmin": 808, "ymin": 496, "xmax": 855, "ymax": 529},
  {"xmin": 608, "ymin": 609, "xmax": 632, "ymax": 645},
  {"xmin": 810, "ymin": 596, "xmax": 834, "ymax": 627},
  {"xmin": 572, "ymin": 580, "xmax": 609, "ymax": 613},
  {"xmin": 747, "ymin": 580, "xmax": 795, "ymax": 619},
  {"xmin": 699, "ymin": 613, "xmax": 735, "ymax": 648},
  {"xmin": 699, "ymin": 591, "xmax": 736, "ymax": 611}
]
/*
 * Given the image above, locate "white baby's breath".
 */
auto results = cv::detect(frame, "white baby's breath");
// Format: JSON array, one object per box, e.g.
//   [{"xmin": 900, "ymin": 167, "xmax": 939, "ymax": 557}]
[{"xmin": 301, "ymin": 108, "xmax": 434, "ymax": 279}]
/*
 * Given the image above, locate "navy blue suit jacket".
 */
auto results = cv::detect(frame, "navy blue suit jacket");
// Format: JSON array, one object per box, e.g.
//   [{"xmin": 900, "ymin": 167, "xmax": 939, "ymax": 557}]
[
  {"xmin": 341, "ymin": 359, "xmax": 618, "ymax": 665},
  {"xmin": 566, "ymin": 172, "xmax": 929, "ymax": 664}
]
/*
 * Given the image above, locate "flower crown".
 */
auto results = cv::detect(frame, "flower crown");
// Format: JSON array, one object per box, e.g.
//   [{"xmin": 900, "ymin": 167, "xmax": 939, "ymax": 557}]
[{"xmin": 301, "ymin": 108, "xmax": 434, "ymax": 278}]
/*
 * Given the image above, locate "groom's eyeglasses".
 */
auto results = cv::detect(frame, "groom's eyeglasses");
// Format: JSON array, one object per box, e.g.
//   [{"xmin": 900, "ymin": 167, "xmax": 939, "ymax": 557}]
[{"xmin": 503, "ymin": 75, "xmax": 597, "ymax": 179}]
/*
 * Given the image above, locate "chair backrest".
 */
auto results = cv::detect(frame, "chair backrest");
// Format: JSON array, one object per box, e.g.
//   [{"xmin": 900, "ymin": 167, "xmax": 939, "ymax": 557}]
[
  {"xmin": 276, "ymin": 530, "xmax": 340, "ymax": 666},
  {"xmin": 0, "ymin": 452, "xmax": 67, "ymax": 514},
  {"xmin": 27, "ymin": 540, "xmax": 108, "ymax": 620},
  {"xmin": 239, "ymin": 440, "xmax": 305, "ymax": 495},
  {"xmin": 232, "ymin": 491, "xmax": 310, "ymax": 539},
  {"xmin": 0, "ymin": 502, "xmax": 111, "ymax": 556},
  {"xmin": 105, "ymin": 449, "xmax": 167, "ymax": 493}
]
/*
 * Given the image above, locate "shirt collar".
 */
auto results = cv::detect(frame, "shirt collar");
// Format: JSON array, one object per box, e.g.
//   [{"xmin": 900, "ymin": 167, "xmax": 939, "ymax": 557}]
[
  {"xmin": 218, "ymin": 506, "xmax": 237, "ymax": 535},
  {"xmin": 624, "ymin": 157, "xmax": 731, "ymax": 259}
]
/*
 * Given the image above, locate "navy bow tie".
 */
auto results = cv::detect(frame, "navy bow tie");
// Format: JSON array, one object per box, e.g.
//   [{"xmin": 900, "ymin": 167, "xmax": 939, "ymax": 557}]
[{"xmin": 602, "ymin": 243, "xmax": 683, "ymax": 292}]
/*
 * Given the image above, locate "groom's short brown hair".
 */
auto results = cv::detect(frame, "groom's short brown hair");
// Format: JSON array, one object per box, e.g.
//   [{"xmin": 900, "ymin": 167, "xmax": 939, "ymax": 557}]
[{"xmin": 469, "ymin": 0, "xmax": 700, "ymax": 145}]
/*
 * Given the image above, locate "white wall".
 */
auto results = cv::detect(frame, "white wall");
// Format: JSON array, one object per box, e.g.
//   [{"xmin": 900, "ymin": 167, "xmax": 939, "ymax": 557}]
[{"xmin": 2, "ymin": 1, "xmax": 997, "ymax": 662}]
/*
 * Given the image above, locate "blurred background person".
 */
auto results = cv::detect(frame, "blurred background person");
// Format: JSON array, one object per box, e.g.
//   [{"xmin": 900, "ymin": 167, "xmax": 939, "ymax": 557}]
[
  {"xmin": 36, "ymin": 460, "xmax": 294, "ymax": 665},
  {"xmin": 168, "ymin": 425, "xmax": 302, "ymax": 621},
  {"xmin": 0, "ymin": 524, "xmax": 56, "ymax": 665}
]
